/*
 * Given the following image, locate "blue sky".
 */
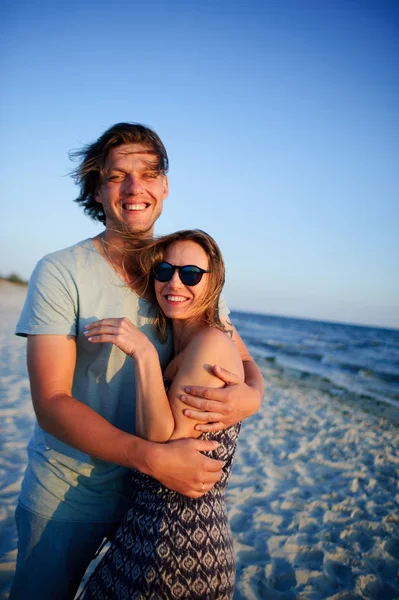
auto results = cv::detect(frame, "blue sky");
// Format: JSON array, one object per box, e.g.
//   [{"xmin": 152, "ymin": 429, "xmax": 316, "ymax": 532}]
[{"xmin": 1, "ymin": 0, "xmax": 398, "ymax": 328}]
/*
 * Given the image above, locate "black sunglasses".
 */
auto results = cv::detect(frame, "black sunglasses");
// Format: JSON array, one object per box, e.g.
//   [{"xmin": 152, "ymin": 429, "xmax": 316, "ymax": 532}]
[{"xmin": 154, "ymin": 262, "xmax": 210, "ymax": 287}]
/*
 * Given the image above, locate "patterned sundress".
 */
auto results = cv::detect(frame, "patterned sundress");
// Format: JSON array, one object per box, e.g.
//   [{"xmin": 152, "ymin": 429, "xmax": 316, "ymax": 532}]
[{"xmin": 80, "ymin": 380, "xmax": 241, "ymax": 600}]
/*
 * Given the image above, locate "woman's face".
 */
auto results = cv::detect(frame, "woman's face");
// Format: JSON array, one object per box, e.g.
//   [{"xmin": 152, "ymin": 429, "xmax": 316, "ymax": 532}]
[{"xmin": 154, "ymin": 240, "xmax": 210, "ymax": 321}]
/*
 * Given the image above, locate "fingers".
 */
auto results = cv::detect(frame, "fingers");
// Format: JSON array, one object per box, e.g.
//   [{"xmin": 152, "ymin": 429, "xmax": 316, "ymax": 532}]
[
  {"xmin": 84, "ymin": 317, "xmax": 134, "ymax": 334},
  {"xmin": 85, "ymin": 321, "xmax": 120, "ymax": 340},
  {"xmin": 194, "ymin": 422, "xmax": 225, "ymax": 433},
  {"xmin": 85, "ymin": 318, "xmax": 123, "ymax": 329},
  {"xmin": 183, "ymin": 408, "xmax": 225, "ymax": 422},
  {"xmin": 181, "ymin": 387, "xmax": 228, "ymax": 401},
  {"xmin": 85, "ymin": 333, "xmax": 118, "ymax": 343},
  {"xmin": 181, "ymin": 370, "xmax": 240, "ymax": 399},
  {"xmin": 212, "ymin": 365, "xmax": 240, "ymax": 385},
  {"xmin": 188, "ymin": 482, "xmax": 215, "ymax": 499},
  {"xmin": 84, "ymin": 318, "xmax": 137, "ymax": 343},
  {"xmin": 181, "ymin": 393, "xmax": 230, "ymax": 421},
  {"xmin": 193, "ymin": 441, "xmax": 225, "ymax": 468},
  {"xmin": 198, "ymin": 480, "xmax": 212, "ymax": 496},
  {"xmin": 196, "ymin": 459, "xmax": 223, "ymax": 498},
  {"xmin": 170, "ymin": 456, "xmax": 223, "ymax": 499},
  {"xmin": 84, "ymin": 325, "xmax": 120, "ymax": 343},
  {"xmin": 85, "ymin": 325, "xmax": 117, "ymax": 335},
  {"xmin": 193, "ymin": 437, "xmax": 221, "ymax": 452},
  {"xmin": 181, "ymin": 394, "xmax": 225, "ymax": 411},
  {"xmin": 154, "ymin": 439, "xmax": 224, "ymax": 498}
]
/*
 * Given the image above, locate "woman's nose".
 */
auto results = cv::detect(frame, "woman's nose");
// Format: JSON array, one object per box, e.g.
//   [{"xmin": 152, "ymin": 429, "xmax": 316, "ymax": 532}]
[{"xmin": 169, "ymin": 269, "xmax": 183, "ymax": 287}]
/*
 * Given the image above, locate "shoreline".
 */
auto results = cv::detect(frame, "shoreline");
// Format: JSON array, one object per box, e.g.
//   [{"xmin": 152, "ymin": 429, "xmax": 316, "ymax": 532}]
[{"xmin": 254, "ymin": 355, "xmax": 399, "ymax": 426}]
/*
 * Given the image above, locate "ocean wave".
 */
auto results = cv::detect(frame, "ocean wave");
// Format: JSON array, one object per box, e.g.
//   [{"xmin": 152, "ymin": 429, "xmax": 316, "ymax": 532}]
[
  {"xmin": 321, "ymin": 356, "xmax": 364, "ymax": 374},
  {"xmin": 261, "ymin": 357, "xmax": 399, "ymax": 411},
  {"xmin": 232, "ymin": 310, "xmax": 399, "ymax": 411},
  {"xmin": 359, "ymin": 368, "xmax": 399, "ymax": 385},
  {"xmin": 351, "ymin": 340, "xmax": 382, "ymax": 348},
  {"xmin": 255, "ymin": 340, "xmax": 325, "ymax": 362}
]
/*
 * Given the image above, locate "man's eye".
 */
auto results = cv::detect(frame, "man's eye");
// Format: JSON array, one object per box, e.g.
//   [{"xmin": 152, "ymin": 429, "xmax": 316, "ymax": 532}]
[
  {"xmin": 144, "ymin": 172, "xmax": 159, "ymax": 179},
  {"xmin": 108, "ymin": 174, "xmax": 124, "ymax": 181}
]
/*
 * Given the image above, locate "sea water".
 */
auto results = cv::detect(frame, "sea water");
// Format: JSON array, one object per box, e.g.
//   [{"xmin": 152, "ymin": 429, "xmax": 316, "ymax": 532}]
[{"xmin": 230, "ymin": 310, "xmax": 399, "ymax": 410}]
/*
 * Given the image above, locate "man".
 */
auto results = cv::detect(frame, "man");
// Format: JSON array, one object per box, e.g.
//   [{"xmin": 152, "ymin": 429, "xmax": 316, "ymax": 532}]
[{"xmin": 10, "ymin": 123, "xmax": 264, "ymax": 599}]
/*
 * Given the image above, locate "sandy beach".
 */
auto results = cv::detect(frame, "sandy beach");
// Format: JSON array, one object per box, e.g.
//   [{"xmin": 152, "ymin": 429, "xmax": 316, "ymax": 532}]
[{"xmin": 0, "ymin": 282, "xmax": 398, "ymax": 600}]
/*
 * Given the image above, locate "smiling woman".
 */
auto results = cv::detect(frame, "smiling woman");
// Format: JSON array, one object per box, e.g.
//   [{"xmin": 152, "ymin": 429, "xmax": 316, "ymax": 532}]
[
  {"xmin": 80, "ymin": 230, "xmax": 245, "ymax": 599},
  {"xmin": 154, "ymin": 241, "xmax": 211, "ymax": 323},
  {"xmin": 131, "ymin": 229, "xmax": 228, "ymax": 342}
]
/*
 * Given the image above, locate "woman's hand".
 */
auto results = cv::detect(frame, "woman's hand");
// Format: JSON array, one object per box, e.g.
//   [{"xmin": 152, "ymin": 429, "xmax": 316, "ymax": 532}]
[{"xmin": 84, "ymin": 318, "xmax": 153, "ymax": 359}]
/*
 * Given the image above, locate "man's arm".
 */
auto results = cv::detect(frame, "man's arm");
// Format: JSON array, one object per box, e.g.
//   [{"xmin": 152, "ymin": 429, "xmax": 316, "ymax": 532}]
[
  {"xmin": 27, "ymin": 334, "xmax": 223, "ymax": 498},
  {"xmin": 181, "ymin": 318, "xmax": 264, "ymax": 431}
]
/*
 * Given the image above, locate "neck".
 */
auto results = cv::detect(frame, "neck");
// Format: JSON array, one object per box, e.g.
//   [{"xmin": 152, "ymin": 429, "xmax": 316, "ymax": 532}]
[
  {"xmin": 102, "ymin": 225, "xmax": 154, "ymax": 261},
  {"xmin": 171, "ymin": 319, "xmax": 205, "ymax": 355},
  {"xmin": 96, "ymin": 228, "xmax": 152, "ymax": 290},
  {"xmin": 98, "ymin": 222, "xmax": 154, "ymax": 267}
]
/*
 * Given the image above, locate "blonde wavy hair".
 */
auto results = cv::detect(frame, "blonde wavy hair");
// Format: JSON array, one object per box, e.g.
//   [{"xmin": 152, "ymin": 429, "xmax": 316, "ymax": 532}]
[{"xmin": 127, "ymin": 230, "xmax": 226, "ymax": 342}]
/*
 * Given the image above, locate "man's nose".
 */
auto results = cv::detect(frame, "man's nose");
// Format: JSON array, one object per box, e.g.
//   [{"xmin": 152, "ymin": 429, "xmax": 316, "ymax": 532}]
[{"xmin": 123, "ymin": 175, "xmax": 144, "ymax": 195}]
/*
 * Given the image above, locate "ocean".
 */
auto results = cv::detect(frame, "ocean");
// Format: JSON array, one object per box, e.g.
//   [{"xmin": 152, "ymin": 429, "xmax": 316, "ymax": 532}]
[{"xmin": 230, "ymin": 310, "xmax": 399, "ymax": 411}]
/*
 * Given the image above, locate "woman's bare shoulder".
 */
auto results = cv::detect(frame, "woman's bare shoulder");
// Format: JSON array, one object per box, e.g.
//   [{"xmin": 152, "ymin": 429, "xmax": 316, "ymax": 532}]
[
  {"xmin": 188, "ymin": 326, "xmax": 236, "ymax": 350},
  {"xmin": 167, "ymin": 327, "xmax": 244, "ymax": 439},
  {"xmin": 183, "ymin": 327, "xmax": 243, "ymax": 375}
]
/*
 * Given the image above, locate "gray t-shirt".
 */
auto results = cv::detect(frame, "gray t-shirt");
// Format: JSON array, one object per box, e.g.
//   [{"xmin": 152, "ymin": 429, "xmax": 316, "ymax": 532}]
[{"xmin": 16, "ymin": 238, "xmax": 229, "ymax": 522}]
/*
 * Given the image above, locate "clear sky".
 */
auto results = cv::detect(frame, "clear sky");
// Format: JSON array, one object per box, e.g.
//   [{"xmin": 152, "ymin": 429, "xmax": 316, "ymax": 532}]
[{"xmin": 1, "ymin": 0, "xmax": 398, "ymax": 329}]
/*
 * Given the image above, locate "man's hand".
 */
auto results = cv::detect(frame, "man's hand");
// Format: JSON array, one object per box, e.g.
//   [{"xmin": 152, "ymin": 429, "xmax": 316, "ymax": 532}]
[
  {"xmin": 147, "ymin": 438, "xmax": 224, "ymax": 498},
  {"xmin": 181, "ymin": 365, "xmax": 262, "ymax": 432}
]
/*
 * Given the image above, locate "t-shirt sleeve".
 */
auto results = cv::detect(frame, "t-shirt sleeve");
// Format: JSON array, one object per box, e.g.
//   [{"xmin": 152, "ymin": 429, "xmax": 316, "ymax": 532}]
[
  {"xmin": 218, "ymin": 294, "xmax": 230, "ymax": 318},
  {"xmin": 15, "ymin": 258, "xmax": 78, "ymax": 337}
]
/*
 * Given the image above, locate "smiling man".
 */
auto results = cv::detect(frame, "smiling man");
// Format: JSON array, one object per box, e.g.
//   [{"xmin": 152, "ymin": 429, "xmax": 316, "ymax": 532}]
[
  {"xmin": 96, "ymin": 143, "xmax": 168, "ymax": 236},
  {"xmin": 10, "ymin": 123, "xmax": 264, "ymax": 600}
]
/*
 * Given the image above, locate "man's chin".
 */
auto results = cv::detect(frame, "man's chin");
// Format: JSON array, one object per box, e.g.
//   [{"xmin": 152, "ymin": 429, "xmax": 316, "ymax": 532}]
[
  {"xmin": 106, "ymin": 220, "xmax": 156, "ymax": 239},
  {"xmin": 125, "ymin": 223, "xmax": 155, "ymax": 238}
]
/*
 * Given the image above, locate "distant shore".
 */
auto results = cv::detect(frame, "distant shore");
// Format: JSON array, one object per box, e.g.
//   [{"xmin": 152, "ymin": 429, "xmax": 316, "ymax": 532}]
[{"xmin": 0, "ymin": 275, "xmax": 28, "ymax": 287}]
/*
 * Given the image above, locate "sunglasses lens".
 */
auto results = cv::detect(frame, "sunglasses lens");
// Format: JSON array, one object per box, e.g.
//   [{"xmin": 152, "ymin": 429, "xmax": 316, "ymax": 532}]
[
  {"xmin": 154, "ymin": 262, "xmax": 174, "ymax": 282},
  {"xmin": 180, "ymin": 266, "xmax": 203, "ymax": 286}
]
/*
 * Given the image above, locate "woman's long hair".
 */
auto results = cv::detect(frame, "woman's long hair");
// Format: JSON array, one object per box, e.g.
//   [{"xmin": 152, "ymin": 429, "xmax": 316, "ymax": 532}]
[{"xmin": 127, "ymin": 230, "xmax": 226, "ymax": 342}]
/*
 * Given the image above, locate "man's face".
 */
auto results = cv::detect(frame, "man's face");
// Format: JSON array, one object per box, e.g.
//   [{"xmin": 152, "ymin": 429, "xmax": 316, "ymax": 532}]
[{"xmin": 95, "ymin": 143, "xmax": 168, "ymax": 237}]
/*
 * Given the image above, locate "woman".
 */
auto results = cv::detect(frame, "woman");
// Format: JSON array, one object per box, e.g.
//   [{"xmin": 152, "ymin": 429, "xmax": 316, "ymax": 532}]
[{"xmin": 80, "ymin": 230, "xmax": 244, "ymax": 599}]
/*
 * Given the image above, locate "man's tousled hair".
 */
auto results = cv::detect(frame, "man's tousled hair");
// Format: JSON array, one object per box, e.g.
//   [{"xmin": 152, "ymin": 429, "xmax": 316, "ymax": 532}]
[{"xmin": 70, "ymin": 123, "xmax": 169, "ymax": 224}]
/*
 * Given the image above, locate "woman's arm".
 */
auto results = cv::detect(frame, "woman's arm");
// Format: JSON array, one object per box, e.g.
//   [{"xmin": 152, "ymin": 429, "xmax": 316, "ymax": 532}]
[
  {"xmin": 85, "ymin": 319, "xmax": 245, "ymax": 442},
  {"xmin": 135, "ymin": 329, "xmax": 244, "ymax": 441},
  {"xmin": 133, "ymin": 343, "xmax": 175, "ymax": 441},
  {"xmin": 27, "ymin": 333, "xmax": 224, "ymax": 498},
  {"xmin": 85, "ymin": 317, "xmax": 176, "ymax": 441},
  {"xmin": 167, "ymin": 328, "xmax": 244, "ymax": 440},
  {"xmin": 180, "ymin": 317, "xmax": 264, "ymax": 431}
]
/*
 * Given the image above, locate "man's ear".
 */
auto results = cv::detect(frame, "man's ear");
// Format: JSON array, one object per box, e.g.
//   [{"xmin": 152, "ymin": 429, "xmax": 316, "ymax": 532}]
[
  {"xmin": 162, "ymin": 175, "xmax": 169, "ymax": 200},
  {"xmin": 94, "ymin": 188, "xmax": 103, "ymax": 205}
]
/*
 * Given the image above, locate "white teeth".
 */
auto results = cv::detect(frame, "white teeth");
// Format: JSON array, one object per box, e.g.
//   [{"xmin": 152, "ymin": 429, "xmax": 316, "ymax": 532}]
[
  {"xmin": 167, "ymin": 295, "xmax": 187, "ymax": 302},
  {"xmin": 123, "ymin": 203, "xmax": 146, "ymax": 211}
]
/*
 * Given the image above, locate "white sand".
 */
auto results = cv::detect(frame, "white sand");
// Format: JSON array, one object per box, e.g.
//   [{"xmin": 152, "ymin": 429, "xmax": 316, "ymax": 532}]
[
  {"xmin": 0, "ymin": 282, "xmax": 398, "ymax": 600},
  {"xmin": 0, "ymin": 283, "xmax": 34, "ymax": 599},
  {"xmin": 228, "ymin": 363, "xmax": 399, "ymax": 599}
]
